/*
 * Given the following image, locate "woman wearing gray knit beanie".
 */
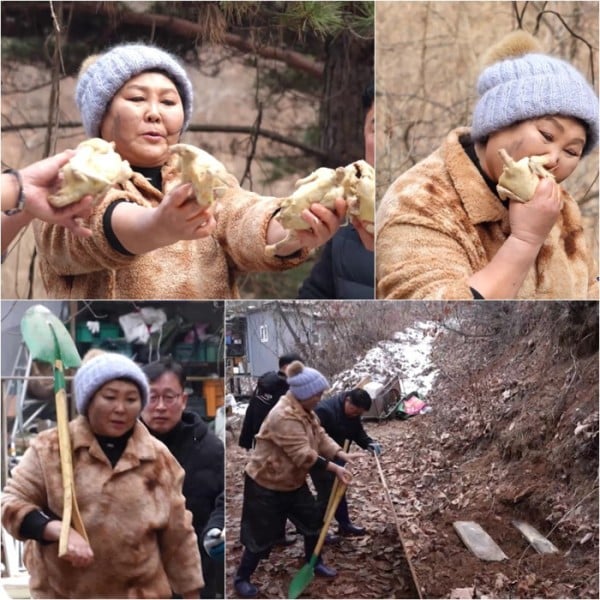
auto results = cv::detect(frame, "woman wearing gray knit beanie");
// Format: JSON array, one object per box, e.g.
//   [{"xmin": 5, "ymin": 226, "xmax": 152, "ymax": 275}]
[
  {"xmin": 33, "ymin": 43, "xmax": 346, "ymax": 300},
  {"xmin": 1, "ymin": 352, "xmax": 203, "ymax": 598},
  {"xmin": 377, "ymin": 30, "xmax": 598, "ymax": 300},
  {"xmin": 233, "ymin": 361, "xmax": 363, "ymax": 598}
]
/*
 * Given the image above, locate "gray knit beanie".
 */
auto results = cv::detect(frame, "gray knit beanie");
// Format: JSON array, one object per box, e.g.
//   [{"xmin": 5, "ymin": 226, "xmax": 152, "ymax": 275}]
[
  {"xmin": 286, "ymin": 361, "xmax": 329, "ymax": 402},
  {"xmin": 74, "ymin": 352, "xmax": 149, "ymax": 415},
  {"xmin": 472, "ymin": 31, "xmax": 599, "ymax": 155},
  {"xmin": 75, "ymin": 43, "xmax": 194, "ymax": 138}
]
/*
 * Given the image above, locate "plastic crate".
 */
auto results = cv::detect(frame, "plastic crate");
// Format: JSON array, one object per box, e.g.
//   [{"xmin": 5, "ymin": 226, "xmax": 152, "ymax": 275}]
[{"xmin": 76, "ymin": 322, "xmax": 121, "ymax": 343}]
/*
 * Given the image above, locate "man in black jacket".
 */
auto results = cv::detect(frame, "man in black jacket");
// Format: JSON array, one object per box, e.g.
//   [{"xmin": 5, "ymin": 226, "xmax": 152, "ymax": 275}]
[
  {"xmin": 141, "ymin": 358, "xmax": 224, "ymax": 599},
  {"xmin": 238, "ymin": 352, "xmax": 302, "ymax": 450},
  {"xmin": 312, "ymin": 388, "xmax": 382, "ymax": 537}
]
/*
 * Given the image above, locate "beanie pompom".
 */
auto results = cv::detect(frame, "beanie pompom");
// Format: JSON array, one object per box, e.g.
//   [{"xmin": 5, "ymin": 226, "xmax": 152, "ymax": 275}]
[
  {"xmin": 78, "ymin": 55, "xmax": 100, "ymax": 78},
  {"xmin": 286, "ymin": 362, "xmax": 329, "ymax": 402},
  {"xmin": 287, "ymin": 360, "xmax": 305, "ymax": 377},
  {"xmin": 481, "ymin": 30, "xmax": 542, "ymax": 68}
]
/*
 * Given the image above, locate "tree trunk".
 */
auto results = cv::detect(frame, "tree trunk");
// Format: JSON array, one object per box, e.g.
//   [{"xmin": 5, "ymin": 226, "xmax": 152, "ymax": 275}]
[{"xmin": 319, "ymin": 31, "xmax": 374, "ymax": 167}]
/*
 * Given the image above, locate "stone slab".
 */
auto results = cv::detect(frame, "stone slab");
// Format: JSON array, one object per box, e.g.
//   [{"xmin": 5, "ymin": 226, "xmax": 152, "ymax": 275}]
[
  {"xmin": 512, "ymin": 519, "xmax": 559, "ymax": 554},
  {"xmin": 453, "ymin": 520, "xmax": 508, "ymax": 561}
]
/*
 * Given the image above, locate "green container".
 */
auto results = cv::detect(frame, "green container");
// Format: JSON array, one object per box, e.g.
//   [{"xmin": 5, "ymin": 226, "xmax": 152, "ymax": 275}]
[
  {"xmin": 174, "ymin": 343, "xmax": 195, "ymax": 362},
  {"xmin": 205, "ymin": 338, "xmax": 220, "ymax": 363},
  {"xmin": 76, "ymin": 322, "xmax": 121, "ymax": 343}
]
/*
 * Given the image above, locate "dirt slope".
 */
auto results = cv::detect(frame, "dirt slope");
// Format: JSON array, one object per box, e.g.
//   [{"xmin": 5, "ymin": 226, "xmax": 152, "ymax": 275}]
[{"xmin": 226, "ymin": 308, "xmax": 598, "ymax": 599}]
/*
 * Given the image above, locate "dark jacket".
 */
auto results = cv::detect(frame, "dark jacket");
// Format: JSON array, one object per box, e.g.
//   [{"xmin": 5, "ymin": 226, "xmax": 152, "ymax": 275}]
[
  {"xmin": 298, "ymin": 225, "xmax": 375, "ymax": 299},
  {"xmin": 145, "ymin": 411, "xmax": 224, "ymax": 599},
  {"xmin": 315, "ymin": 392, "xmax": 373, "ymax": 449},
  {"xmin": 238, "ymin": 370, "xmax": 288, "ymax": 450}
]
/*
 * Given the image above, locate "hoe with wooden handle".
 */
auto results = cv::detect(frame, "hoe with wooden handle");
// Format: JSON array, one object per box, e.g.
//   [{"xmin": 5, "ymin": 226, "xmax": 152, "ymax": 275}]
[{"xmin": 20, "ymin": 305, "xmax": 89, "ymax": 556}]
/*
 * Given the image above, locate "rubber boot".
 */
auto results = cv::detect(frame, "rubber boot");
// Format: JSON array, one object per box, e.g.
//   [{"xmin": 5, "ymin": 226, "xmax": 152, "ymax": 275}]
[
  {"xmin": 234, "ymin": 549, "xmax": 260, "ymax": 598},
  {"xmin": 304, "ymin": 535, "xmax": 337, "ymax": 578}
]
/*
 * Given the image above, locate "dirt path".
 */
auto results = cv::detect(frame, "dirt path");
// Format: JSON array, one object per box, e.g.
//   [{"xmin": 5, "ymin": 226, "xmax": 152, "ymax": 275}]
[{"xmin": 226, "ymin": 408, "xmax": 597, "ymax": 599}]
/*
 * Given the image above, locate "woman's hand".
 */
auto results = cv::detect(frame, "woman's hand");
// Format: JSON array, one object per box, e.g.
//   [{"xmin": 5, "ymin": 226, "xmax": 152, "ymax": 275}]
[
  {"xmin": 509, "ymin": 177, "xmax": 562, "ymax": 247},
  {"xmin": 112, "ymin": 182, "xmax": 216, "ymax": 254},
  {"xmin": 294, "ymin": 198, "xmax": 347, "ymax": 251},
  {"xmin": 266, "ymin": 197, "xmax": 347, "ymax": 256},
  {"xmin": 63, "ymin": 529, "xmax": 95, "ymax": 568},
  {"xmin": 153, "ymin": 183, "xmax": 216, "ymax": 245},
  {"xmin": 467, "ymin": 177, "xmax": 563, "ymax": 299},
  {"xmin": 43, "ymin": 521, "xmax": 94, "ymax": 568}
]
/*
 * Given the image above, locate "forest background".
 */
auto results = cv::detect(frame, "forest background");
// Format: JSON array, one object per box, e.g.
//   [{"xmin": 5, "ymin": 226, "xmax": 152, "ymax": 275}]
[{"xmin": 1, "ymin": 0, "xmax": 373, "ymax": 299}]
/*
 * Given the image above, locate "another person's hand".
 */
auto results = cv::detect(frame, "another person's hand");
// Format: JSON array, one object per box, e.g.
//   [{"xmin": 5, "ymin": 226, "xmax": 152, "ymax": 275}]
[
  {"xmin": 203, "ymin": 528, "xmax": 225, "ymax": 561},
  {"xmin": 367, "ymin": 442, "xmax": 382, "ymax": 456},
  {"xmin": 509, "ymin": 177, "xmax": 562, "ymax": 247},
  {"xmin": 351, "ymin": 217, "xmax": 374, "ymax": 252},
  {"xmin": 3, "ymin": 151, "xmax": 95, "ymax": 237},
  {"xmin": 294, "ymin": 197, "xmax": 347, "ymax": 251},
  {"xmin": 153, "ymin": 182, "xmax": 216, "ymax": 244},
  {"xmin": 338, "ymin": 450, "xmax": 363, "ymax": 465}
]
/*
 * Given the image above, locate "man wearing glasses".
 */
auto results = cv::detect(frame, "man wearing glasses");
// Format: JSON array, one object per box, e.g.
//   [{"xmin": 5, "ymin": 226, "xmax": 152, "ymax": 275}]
[{"xmin": 141, "ymin": 358, "xmax": 224, "ymax": 599}]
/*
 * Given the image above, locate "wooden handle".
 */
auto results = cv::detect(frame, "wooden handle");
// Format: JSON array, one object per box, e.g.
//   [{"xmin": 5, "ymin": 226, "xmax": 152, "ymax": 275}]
[
  {"xmin": 55, "ymin": 386, "xmax": 74, "ymax": 556},
  {"xmin": 314, "ymin": 481, "xmax": 346, "ymax": 558},
  {"xmin": 374, "ymin": 453, "xmax": 422, "ymax": 599},
  {"xmin": 323, "ymin": 439, "xmax": 350, "ymax": 520},
  {"xmin": 55, "ymin": 362, "xmax": 89, "ymax": 555}
]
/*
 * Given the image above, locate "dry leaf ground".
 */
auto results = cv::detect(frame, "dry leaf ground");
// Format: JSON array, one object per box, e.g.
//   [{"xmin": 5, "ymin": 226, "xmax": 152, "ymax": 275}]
[{"xmin": 225, "ymin": 312, "xmax": 598, "ymax": 599}]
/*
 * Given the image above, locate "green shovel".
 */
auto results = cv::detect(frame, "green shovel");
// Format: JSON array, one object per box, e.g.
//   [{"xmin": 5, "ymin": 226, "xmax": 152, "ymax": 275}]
[
  {"xmin": 288, "ymin": 480, "xmax": 347, "ymax": 599},
  {"xmin": 21, "ymin": 305, "xmax": 89, "ymax": 556}
]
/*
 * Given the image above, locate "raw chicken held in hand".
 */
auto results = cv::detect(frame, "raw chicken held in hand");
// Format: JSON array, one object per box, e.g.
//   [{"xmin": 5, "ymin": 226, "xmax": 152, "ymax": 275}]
[
  {"xmin": 344, "ymin": 160, "xmax": 375, "ymax": 232},
  {"xmin": 48, "ymin": 138, "xmax": 133, "ymax": 207},
  {"xmin": 496, "ymin": 148, "xmax": 554, "ymax": 203},
  {"xmin": 168, "ymin": 144, "xmax": 233, "ymax": 209},
  {"xmin": 265, "ymin": 160, "xmax": 375, "ymax": 257}
]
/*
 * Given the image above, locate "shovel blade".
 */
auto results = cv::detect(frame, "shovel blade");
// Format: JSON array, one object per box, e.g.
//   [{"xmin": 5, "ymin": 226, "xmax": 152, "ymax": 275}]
[
  {"xmin": 288, "ymin": 559, "xmax": 316, "ymax": 599},
  {"xmin": 21, "ymin": 305, "xmax": 81, "ymax": 368}
]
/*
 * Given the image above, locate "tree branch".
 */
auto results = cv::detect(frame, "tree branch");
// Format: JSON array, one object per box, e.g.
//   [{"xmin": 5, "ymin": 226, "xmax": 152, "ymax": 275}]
[
  {"xmin": 12, "ymin": 1, "xmax": 324, "ymax": 78},
  {"xmin": 1, "ymin": 121, "xmax": 330, "ymax": 161}
]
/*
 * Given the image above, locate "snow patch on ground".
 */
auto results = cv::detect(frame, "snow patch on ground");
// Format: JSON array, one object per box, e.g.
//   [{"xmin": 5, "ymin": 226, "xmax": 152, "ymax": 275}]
[{"xmin": 330, "ymin": 321, "xmax": 440, "ymax": 399}]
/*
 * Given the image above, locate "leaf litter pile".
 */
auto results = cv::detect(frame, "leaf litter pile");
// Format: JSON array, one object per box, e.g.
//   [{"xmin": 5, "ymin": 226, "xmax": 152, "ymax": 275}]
[{"xmin": 226, "ymin": 309, "xmax": 598, "ymax": 598}]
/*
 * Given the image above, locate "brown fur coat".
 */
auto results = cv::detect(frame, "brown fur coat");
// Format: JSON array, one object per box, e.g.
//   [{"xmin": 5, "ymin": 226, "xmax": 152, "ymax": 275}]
[
  {"xmin": 1, "ymin": 416, "xmax": 203, "ymax": 598},
  {"xmin": 245, "ymin": 393, "xmax": 341, "ymax": 491},
  {"xmin": 34, "ymin": 160, "xmax": 309, "ymax": 299},
  {"xmin": 376, "ymin": 128, "xmax": 598, "ymax": 299}
]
